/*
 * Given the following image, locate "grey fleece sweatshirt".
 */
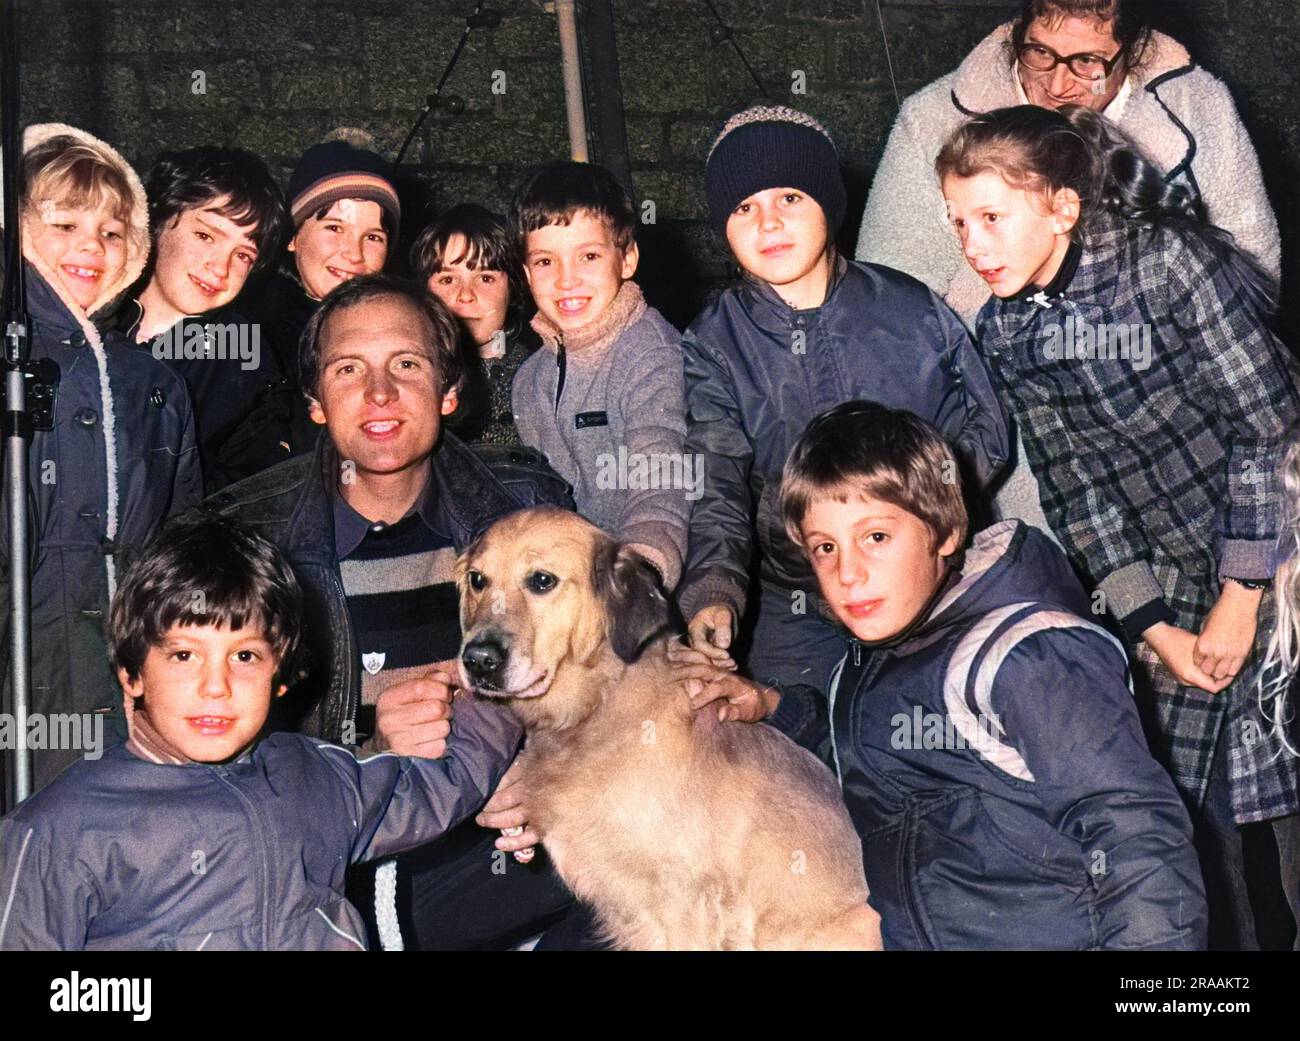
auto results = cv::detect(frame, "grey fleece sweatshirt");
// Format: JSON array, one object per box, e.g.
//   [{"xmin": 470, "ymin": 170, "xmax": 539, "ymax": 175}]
[{"xmin": 511, "ymin": 281, "xmax": 689, "ymax": 590}]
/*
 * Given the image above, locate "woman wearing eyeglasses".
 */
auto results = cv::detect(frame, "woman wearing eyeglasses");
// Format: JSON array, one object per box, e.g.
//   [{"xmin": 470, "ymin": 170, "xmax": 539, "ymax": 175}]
[
  {"xmin": 858, "ymin": 0, "xmax": 1278, "ymax": 326},
  {"xmin": 855, "ymin": 0, "xmax": 1279, "ymax": 545}
]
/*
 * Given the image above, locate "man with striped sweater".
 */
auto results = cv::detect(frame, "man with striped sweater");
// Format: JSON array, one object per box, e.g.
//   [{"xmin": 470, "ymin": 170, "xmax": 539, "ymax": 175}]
[{"xmin": 206, "ymin": 274, "xmax": 577, "ymax": 949}]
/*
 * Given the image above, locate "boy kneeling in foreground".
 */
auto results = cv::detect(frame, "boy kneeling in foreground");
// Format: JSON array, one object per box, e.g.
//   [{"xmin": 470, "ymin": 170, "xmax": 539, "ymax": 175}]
[
  {"xmin": 0, "ymin": 517, "xmax": 520, "ymax": 950},
  {"xmin": 777, "ymin": 401, "xmax": 1207, "ymax": 950}
]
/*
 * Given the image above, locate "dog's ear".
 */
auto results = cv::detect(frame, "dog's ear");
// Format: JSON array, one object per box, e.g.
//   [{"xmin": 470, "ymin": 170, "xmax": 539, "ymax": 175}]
[{"xmin": 595, "ymin": 541, "xmax": 673, "ymax": 664}]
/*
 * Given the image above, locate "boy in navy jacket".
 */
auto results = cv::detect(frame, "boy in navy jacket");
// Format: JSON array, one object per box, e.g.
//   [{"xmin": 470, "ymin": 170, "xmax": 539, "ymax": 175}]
[
  {"xmin": 0, "ymin": 516, "xmax": 519, "ymax": 950},
  {"xmin": 774, "ymin": 401, "xmax": 1204, "ymax": 949},
  {"xmin": 678, "ymin": 106, "xmax": 1008, "ymax": 738}
]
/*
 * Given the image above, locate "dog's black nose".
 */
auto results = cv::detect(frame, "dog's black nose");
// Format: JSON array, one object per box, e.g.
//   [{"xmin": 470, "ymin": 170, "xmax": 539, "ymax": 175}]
[{"xmin": 462, "ymin": 636, "xmax": 506, "ymax": 684}]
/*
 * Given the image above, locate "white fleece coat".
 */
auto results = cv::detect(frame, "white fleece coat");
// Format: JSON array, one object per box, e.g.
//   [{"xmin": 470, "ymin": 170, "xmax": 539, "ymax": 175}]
[
  {"xmin": 856, "ymin": 23, "xmax": 1280, "ymax": 323},
  {"xmin": 855, "ymin": 23, "xmax": 1281, "ymax": 530}
]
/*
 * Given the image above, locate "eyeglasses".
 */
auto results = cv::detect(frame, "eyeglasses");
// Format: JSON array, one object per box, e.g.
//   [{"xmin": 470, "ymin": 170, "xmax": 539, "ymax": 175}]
[{"xmin": 1016, "ymin": 42, "xmax": 1124, "ymax": 81}]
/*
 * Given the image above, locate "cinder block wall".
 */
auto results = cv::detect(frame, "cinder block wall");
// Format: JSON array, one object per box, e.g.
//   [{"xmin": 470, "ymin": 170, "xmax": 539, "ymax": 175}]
[{"xmin": 15, "ymin": 0, "xmax": 1299, "ymax": 331}]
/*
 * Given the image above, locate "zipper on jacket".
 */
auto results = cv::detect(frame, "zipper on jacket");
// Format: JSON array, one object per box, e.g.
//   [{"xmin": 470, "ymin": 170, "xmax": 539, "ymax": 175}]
[
  {"xmin": 827, "ymin": 637, "xmax": 862, "ymax": 785},
  {"xmin": 553, "ymin": 336, "xmax": 567, "ymax": 417},
  {"xmin": 331, "ymin": 567, "xmax": 358, "ymax": 744},
  {"xmin": 218, "ymin": 771, "xmax": 275, "ymax": 949}
]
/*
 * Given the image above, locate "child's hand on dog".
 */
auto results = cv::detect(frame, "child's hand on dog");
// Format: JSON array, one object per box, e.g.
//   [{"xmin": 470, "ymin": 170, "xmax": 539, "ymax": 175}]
[
  {"xmin": 373, "ymin": 661, "xmax": 458, "ymax": 758},
  {"xmin": 686, "ymin": 605, "xmax": 738, "ymax": 665},
  {"xmin": 670, "ymin": 646, "xmax": 779, "ymax": 723},
  {"xmin": 477, "ymin": 758, "xmax": 539, "ymax": 863}
]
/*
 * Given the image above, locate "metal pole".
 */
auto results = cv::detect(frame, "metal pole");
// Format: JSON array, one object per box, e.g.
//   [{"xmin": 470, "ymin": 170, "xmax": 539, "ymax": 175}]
[
  {"xmin": 2, "ymin": 0, "xmax": 34, "ymax": 806},
  {"xmin": 4, "ymin": 364, "xmax": 31, "ymax": 802},
  {"xmin": 555, "ymin": 0, "xmax": 589, "ymax": 162}
]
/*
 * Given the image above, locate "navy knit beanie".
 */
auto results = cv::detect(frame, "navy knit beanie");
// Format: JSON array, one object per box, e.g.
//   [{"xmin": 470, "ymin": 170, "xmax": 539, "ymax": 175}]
[
  {"xmin": 287, "ymin": 141, "xmax": 401, "ymax": 238},
  {"xmin": 705, "ymin": 105, "xmax": 845, "ymax": 236}
]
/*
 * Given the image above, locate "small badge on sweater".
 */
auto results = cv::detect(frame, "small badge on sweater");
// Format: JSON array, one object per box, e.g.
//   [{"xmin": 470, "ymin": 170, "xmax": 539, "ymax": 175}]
[
  {"xmin": 362, "ymin": 652, "xmax": 386, "ymax": 675},
  {"xmin": 575, "ymin": 411, "xmax": 609, "ymax": 429}
]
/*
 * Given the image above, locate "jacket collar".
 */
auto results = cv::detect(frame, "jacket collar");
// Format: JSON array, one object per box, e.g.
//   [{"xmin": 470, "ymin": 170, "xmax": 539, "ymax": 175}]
[
  {"xmin": 24, "ymin": 262, "xmax": 85, "ymax": 338},
  {"xmin": 282, "ymin": 428, "xmax": 525, "ymax": 565},
  {"xmin": 988, "ymin": 211, "xmax": 1129, "ymax": 336},
  {"xmin": 739, "ymin": 250, "xmax": 849, "ymax": 321},
  {"xmin": 115, "ymin": 296, "xmax": 246, "ymax": 345},
  {"xmin": 531, "ymin": 279, "xmax": 647, "ymax": 357},
  {"xmin": 951, "ymin": 22, "xmax": 1194, "ymax": 118},
  {"xmin": 890, "ymin": 519, "xmax": 1091, "ymax": 653}
]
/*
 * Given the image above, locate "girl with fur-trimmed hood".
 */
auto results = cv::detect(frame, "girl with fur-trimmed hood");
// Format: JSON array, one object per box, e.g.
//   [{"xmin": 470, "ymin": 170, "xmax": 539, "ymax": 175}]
[{"xmin": 1, "ymin": 124, "xmax": 202, "ymax": 801}]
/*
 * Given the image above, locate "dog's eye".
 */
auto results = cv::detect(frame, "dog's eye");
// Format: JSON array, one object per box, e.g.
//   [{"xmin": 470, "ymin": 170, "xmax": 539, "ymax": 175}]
[
  {"xmin": 468, "ymin": 570, "xmax": 488, "ymax": 592},
  {"xmin": 527, "ymin": 571, "xmax": 558, "ymax": 594}
]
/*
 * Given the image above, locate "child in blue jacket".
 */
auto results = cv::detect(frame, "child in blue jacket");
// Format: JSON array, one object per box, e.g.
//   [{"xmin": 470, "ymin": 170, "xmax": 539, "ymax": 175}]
[
  {"xmin": 677, "ymin": 105, "xmax": 1009, "ymax": 737},
  {"xmin": 0, "ymin": 516, "xmax": 520, "ymax": 950},
  {"xmin": 774, "ymin": 401, "xmax": 1205, "ymax": 949}
]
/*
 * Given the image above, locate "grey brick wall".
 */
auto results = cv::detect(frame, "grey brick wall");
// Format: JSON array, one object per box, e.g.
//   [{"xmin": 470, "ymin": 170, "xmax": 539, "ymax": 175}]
[{"xmin": 13, "ymin": 0, "xmax": 1300, "ymax": 330}]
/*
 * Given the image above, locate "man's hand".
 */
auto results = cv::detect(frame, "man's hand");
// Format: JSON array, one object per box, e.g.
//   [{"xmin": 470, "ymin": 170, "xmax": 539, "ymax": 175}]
[
  {"xmin": 670, "ymin": 645, "xmax": 778, "ymax": 723},
  {"xmin": 1144, "ymin": 622, "xmax": 1232, "ymax": 695},
  {"xmin": 686, "ymin": 604, "xmax": 737, "ymax": 666},
  {"xmin": 1193, "ymin": 581, "xmax": 1263, "ymax": 682},
  {"xmin": 476, "ymin": 757, "xmax": 538, "ymax": 863},
  {"xmin": 373, "ymin": 660, "xmax": 457, "ymax": 757}
]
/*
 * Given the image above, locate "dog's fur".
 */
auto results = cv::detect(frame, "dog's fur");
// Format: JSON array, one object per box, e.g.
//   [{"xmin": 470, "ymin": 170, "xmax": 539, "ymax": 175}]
[{"xmin": 456, "ymin": 507, "xmax": 881, "ymax": 951}]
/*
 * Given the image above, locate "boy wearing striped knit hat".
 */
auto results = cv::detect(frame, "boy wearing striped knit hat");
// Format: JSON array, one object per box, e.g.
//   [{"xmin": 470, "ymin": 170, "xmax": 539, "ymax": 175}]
[{"xmin": 674, "ymin": 105, "xmax": 1009, "ymax": 740}]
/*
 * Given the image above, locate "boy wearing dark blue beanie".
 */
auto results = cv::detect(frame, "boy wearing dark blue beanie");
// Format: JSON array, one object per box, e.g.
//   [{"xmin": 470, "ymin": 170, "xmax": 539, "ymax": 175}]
[{"xmin": 676, "ymin": 106, "xmax": 1010, "ymax": 743}]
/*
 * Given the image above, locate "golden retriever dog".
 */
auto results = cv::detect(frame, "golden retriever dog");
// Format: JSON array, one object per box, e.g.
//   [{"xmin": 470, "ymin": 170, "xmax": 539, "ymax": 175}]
[{"xmin": 456, "ymin": 507, "xmax": 881, "ymax": 951}]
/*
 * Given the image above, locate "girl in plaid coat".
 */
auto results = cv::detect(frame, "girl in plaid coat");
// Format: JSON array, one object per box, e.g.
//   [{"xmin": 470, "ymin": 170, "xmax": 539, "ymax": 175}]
[{"xmin": 938, "ymin": 103, "xmax": 1300, "ymax": 949}]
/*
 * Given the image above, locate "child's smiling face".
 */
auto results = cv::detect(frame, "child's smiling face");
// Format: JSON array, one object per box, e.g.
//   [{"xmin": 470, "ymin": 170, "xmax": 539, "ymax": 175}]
[
  {"xmin": 144, "ymin": 197, "xmax": 260, "ymax": 326},
  {"xmin": 119, "ymin": 622, "xmax": 286, "ymax": 762},
  {"xmin": 289, "ymin": 198, "xmax": 390, "ymax": 301},
  {"xmin": 25, "ymin": 197, "xmax": 128, "ymax": 312},
  {"xmin": 942, "ymin": 170, "xmax": 1077, "ymax": 298},
  {"xmin": 523, "ymin": 210, "xmax": 637, "ymax": 335},
  {"xmin": 800, "ymin": 494, "xmax": 959, "ymax": 643},
  {"xmin": 725, "ymin": 187, "xmax": 831, "ymax": 310}
]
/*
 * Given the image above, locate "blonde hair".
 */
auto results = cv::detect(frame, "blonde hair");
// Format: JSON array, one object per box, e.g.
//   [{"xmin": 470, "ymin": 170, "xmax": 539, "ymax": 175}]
[
  {"xmin": 23, "ymin": 135, "xmax": 135, "ymax": 228},
  {"xmin": 1258, "ymin": 432, "xmax": 1300, "ymax": 758}
]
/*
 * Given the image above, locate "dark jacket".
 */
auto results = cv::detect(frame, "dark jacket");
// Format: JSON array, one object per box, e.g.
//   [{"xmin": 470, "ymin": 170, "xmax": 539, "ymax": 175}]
[
  {"xmin": 977, "ymin": 213, "xmax": 1300, "ymax": 820},
  {"xmin": 116, "ymin": 300, "xmax": 297, "ymax": 493},
  {"xmin": 1, "ymin": 267, "xmax": 202, "ymax": 799},
  {"xmin": 447, "ymin": 325, "xmax": 537, "ymax": 448},
  {"xmin": 0, "ymin": 698, "xmax": 521, "ymax": 950},
  {"xmin": 677, "ymin": 258, "xmax": 1009, "ymax": 622},
  {"xmin": 792, "ymin": 521, "xmax": 1205, "ymax": 950},
  {"xmin": 200, "ymin": 431, "xmax": 572, "ymax": 744},
  {"xmin": 239, "ymin": 269, "xmax": 320, "ymax": 454}
]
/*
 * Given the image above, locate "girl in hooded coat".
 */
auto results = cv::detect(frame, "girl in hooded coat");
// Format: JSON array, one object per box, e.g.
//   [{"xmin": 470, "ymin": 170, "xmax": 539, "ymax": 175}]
[{"xmin": 1, "ymin": 124, "xmax": 201, "ymax": 801}]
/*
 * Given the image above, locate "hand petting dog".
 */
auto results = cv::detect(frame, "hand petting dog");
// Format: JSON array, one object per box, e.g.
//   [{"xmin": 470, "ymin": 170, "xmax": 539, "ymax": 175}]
[
  {"xmin": 477, "ymin": 758, "xmax": 538, "ymax": 863},
  {"xmin": 669, "ymin": 643, "xmax": 780, "ymax": 723}
]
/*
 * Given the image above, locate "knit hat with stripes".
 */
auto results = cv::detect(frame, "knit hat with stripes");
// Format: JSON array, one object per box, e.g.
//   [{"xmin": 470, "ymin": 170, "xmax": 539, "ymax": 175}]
[
  {"xmin": 705, "ymin": 105, "xmax": 845, "ymax": 236},
  {"xmin": 287, "ymin": 140, "xmax": 401, "ymax": 238}
]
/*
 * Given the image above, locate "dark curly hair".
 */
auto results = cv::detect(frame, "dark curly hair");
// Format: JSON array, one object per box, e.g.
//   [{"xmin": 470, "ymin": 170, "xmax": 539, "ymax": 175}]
[{"xmin": 1007, "ymin": 1, "xmax": 1156, "ymax": 74}]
